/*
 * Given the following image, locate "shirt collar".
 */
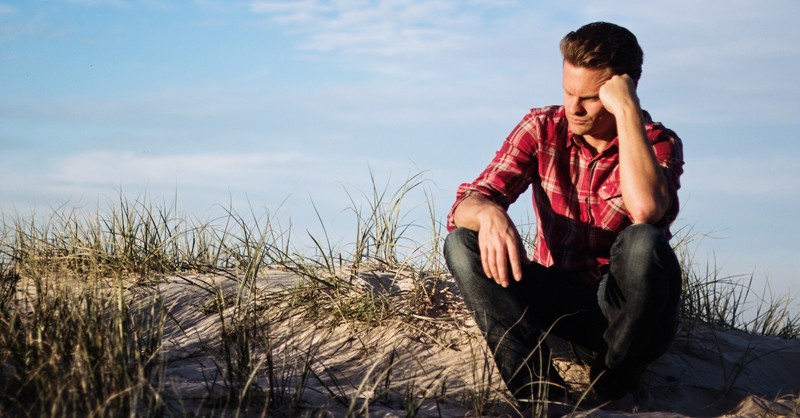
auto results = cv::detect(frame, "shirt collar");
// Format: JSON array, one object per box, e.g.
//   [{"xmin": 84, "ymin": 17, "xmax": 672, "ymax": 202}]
[
  {"xmin": 563, "ymin": 108, "xmax": 654, "ymax": 152},
  {"xmin": 565, "ymin": 130, "xmax": 620, "ymax": 150},
  {"xmin": 565, "ymin": 131, "xmax": 622, "ymax": 162}
]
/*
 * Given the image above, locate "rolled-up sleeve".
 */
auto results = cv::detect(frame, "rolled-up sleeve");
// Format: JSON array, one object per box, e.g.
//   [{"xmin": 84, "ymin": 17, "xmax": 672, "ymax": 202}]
[
  {"xmin": 446, "ymin": 112, "xmax": 541, "ymax": 231},
  {"xmin": 651, "ymin": 127, "xmax": 684, "ymax": 231}
]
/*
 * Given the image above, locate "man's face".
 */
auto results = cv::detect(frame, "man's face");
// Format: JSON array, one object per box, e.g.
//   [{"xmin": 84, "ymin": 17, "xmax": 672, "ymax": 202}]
[{"xmin": 562, "ymin": 61, "xmax": 616, "ymax": 141}]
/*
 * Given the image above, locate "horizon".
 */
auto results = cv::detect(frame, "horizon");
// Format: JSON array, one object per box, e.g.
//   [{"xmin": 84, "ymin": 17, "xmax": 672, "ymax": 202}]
[{"xmin": 1, "ymin": 1, "xmax": 798, "ymax": 315}]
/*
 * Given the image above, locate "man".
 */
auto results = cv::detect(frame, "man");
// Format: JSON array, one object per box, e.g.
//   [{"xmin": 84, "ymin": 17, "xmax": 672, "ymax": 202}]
[{"xmin": 444, "ymin": 22, "xmax": 684, "ymax": 410}]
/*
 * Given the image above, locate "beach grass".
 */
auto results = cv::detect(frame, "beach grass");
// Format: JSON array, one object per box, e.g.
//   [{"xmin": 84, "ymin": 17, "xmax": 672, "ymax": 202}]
[{"xmin": 1, "ymin": 174, "xmax": 797, "ymax": 417}]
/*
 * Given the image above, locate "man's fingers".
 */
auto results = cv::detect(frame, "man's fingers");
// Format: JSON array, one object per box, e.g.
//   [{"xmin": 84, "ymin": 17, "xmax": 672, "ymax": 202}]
[
  {"xmin": 494, "ymin": 247, "xmax": 509, "ymax": 287},
  {"xmin": 480, "ymin": 241, "xmax": 493, "ymax": 279},
  {"xmin": 481, "ymin": 241, "xmax": 502, "ymax": 283},
  {"xmin": 478, "ymin": 229, "xmax": 525, "ymax": 287},
  {"xmin": 506, "ymin": 238, "xmax": 523, "ymax": 282}
]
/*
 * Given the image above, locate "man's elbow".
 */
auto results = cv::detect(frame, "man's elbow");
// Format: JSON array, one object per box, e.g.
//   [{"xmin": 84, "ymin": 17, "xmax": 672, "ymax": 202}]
[{"xmin": 628, "ymin": 199, "xmax": 668, "ymax": 225}]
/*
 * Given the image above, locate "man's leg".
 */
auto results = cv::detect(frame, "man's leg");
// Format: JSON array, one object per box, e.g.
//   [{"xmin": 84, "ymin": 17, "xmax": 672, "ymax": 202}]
[
  {"xmin": 444, "ymin": 228, "xmax": 607, "ymax": 404},
  {"xmin": 593, "ymin": 223, "xmax": 683, "ymax": 399}
]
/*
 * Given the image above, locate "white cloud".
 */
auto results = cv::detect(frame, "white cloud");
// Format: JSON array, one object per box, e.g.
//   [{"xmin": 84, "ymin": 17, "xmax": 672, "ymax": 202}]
[
  {"xmin": 22, "ymin": 150, "xmax": 414, "ymax": 208},
  {"xmin": 46, "ymin": 151, "xmax": 317, "ymax": 191},
  {"xmin": 0, "ymin": 12, "xmax": 50, "ymax": 41},
  {"xmin": 249, "ymin": 0, "xmax": 322, "ymax": 14},
  {"xmin": 240, "ymin": 0, "xmax": 800, "ymax": 127},
  {"xmin": 65, "ymin": 0, "xmax": 130, "ymax": 6},
  {"xmin": 0, "ymin": 4, "xmax": 17, "ymax": 15},
  {"xmin": 248, "ymin": 0, "xmax": 484, "ymax": 59},
  {"xmin": 0, "ymin": 150, "xmax": 435, "ymax": 249}
]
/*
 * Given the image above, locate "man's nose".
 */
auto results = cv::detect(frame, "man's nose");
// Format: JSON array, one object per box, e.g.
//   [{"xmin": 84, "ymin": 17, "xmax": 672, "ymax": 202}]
[{"xmin": 566, "ymin": 98, "xmax": 585, "ymax": 115}]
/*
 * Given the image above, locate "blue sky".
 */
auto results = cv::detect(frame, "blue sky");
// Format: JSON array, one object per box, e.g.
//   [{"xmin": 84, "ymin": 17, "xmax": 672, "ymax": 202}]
[{"xmin": 2, "ymin": 0, "xmax": 799, "ymax": 312}]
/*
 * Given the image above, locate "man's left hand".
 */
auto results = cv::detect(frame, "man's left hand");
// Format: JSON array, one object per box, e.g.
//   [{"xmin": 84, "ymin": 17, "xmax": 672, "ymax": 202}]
[{"xmin": 598, "ymin": 74, "xmax": 640, "ymax": 116}]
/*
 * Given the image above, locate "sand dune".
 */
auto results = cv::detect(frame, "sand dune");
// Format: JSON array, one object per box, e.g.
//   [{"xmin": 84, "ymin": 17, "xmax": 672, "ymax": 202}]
[{"xmin": 155, "ymin": 271, "xmax": 800, "ymax": 417}]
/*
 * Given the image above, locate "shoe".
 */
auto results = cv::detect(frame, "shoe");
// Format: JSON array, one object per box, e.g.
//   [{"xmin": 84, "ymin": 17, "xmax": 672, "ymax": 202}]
[
  {"xmin": 516, "ymin": 399, "xmax": 576, "ymax": 418},
  {"xmin": 589, "ymin": 362, "xmax": 642, "ymax": 401}
]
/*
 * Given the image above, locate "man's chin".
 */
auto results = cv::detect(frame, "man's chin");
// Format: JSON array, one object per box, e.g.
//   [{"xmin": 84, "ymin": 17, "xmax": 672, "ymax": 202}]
[{"xmin": 568, "ymin": 124, "xmax": 590, "ymax": 136}]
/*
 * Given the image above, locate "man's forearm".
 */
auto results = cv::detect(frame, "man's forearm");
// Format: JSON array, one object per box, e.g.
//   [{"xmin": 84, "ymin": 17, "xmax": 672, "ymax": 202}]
[
  {"xmin": 452, "ymin": 193, "xmax": 527, "ymax": 285},
  {"xmin": 452, "ymin": 193, "xmax": 505, "ymax": 231},
  {"xmin": 616, "ymin": 107, "xmax": 670, "ymax": 224},
  {"xmin": 599, "ymin": 74, "xmax": 670, "ymax": 224}
]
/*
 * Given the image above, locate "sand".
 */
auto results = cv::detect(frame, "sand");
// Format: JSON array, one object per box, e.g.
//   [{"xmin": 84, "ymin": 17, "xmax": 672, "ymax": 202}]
[{"xmin": 153, "ymin": 270, "xmax": 800, "ymax": 417}]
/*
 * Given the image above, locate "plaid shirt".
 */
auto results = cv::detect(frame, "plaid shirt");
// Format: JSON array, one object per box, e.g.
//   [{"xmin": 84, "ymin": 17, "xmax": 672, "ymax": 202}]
[{"xmin": 447, "ymin": 105, "xmax": 684, "ymax": 284}]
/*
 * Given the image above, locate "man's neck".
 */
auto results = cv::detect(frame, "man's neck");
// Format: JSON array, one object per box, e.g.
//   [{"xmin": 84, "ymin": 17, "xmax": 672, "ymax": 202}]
[{"xmin": 582, "ymin": 135, "xmax": 614, "ymax": 155}]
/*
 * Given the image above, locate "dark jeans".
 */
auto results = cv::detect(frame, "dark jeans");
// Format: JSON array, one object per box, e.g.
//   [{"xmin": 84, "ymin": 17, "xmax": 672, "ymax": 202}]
[{"xmin": 443, "ymin": 224, "xmax": 682, "ymax": 402}]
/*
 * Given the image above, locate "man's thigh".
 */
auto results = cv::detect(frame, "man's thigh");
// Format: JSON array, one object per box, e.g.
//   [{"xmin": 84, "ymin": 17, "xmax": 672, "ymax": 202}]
[
  {"xmin": 514, "ymin": 262, "xmax": 607, "ymax": 351},
  {"xmin": 445, "ymin": 228, "xmax": 607, "ymax": 351}
]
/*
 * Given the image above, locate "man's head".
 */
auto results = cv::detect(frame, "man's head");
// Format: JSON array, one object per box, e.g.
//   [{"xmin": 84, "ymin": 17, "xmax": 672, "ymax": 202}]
[
  {"xmin": 560, "ymin": 22, "xmax": 643, "ymax": 141},
  {"xmin": 560, "ymin": 22, "xmax": 643, "ymax": 82}
]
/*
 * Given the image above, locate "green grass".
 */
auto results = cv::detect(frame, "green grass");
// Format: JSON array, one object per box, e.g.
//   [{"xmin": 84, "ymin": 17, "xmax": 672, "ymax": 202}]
[
  {"xmin": 0, "ymin": 173, "xmax": 797, "ymax": 417},
  {"xmin": 674, "ymin": 226, "xmax": 800, "ymax": 338}
]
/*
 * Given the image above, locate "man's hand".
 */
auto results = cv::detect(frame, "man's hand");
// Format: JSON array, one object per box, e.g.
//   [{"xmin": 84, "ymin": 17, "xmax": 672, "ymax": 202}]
[
  {"xmin": 477, "ymin": 208, "xmax": 528, "ymax": 287},
  {"xmin": 598, "ymin": 74, "xmax": 640, "ymax": 117},
  {"xmin": 453, "ymin": 194, "xmax": 529, "ymax": 287}
]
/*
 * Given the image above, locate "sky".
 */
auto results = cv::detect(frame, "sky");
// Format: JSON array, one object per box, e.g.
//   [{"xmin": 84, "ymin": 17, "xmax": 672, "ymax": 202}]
[{"xmin": 1, "ymin": 0, "xmax": 799, "ymax": 314}]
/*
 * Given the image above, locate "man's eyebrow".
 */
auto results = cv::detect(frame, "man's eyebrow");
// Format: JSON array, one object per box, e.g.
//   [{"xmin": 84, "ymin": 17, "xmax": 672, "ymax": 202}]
[{"xmin": 563, "ymin": 87, "xmax": 600, "ymax": 100}]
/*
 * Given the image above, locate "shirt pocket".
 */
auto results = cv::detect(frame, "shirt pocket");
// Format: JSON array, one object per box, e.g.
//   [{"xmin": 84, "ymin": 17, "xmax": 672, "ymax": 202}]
[
  {"xmin": 596, "ymin": 180, "xmax": 630, "ymax": 229},
  {"xmin": 598, "ymin": 181, "xmax": 622, "ymax": 201}
]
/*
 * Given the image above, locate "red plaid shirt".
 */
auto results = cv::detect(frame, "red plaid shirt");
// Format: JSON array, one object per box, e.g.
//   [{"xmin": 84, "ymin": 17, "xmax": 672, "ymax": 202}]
[{"xmin": 447, "ymin": 105, "xmax": 684, "ymax": 284}]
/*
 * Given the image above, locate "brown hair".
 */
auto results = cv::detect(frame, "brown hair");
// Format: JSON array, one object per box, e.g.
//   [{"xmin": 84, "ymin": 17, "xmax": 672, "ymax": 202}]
[{"xmin": 560, "ymin": 22, "xmax": 644, "ymax": 81}]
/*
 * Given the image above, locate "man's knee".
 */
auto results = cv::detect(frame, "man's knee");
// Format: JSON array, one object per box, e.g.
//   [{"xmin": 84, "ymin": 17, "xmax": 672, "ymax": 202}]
[
  {"xmin": 609, "ymin": 223, "xmax": 682, "ymax": 296},
  {"xmin": 445, "ymin": 228, "xmax": 493, "ymax": 300},
  {"xmin": 444, "ymin": 228, "xmax": 480, "ymax": 267},
  {"xmin": 613, "ymin": 223, "xmax": 667, "ymax": 260}
]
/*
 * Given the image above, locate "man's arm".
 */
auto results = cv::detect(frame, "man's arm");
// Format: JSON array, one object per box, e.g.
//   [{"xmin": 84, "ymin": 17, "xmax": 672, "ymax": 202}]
[
  {"xmin": 600, "ymin": 75, "xmax": 670, "ymax": 224},
  {"xmin": 452, "ymin": 193, "xmax": 528, "ymax": 288},
  {"xmin": 448, "ymin": 109, "xmax": 542, "ymax": 287}
]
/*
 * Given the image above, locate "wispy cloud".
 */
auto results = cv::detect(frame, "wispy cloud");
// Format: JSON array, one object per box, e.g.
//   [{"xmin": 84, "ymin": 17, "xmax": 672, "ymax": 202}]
[
  {"xmin": 0, "ymin": 148, "xmax": 410, "ymax": 209},
  {"xmin": 0, "ymin": 4, "xmax": 17, "ymax": 15},
  {"xmin": 241, "ymin": 0, "xmax": 800, "ymax": 127},
  {"xmin": 257, "ymin": 0, "xmax": 474, "ymax": 63},
  {"xmin": 64, "ymin": 0, "xmax": 130, "ymax": 7},
  {"xmin": 247, "ymin": 0, "xmax": 489, "ymax": 66},
  {"xmin": 0, "ymin": 4, "xmax": 50, "ymax": 41}
]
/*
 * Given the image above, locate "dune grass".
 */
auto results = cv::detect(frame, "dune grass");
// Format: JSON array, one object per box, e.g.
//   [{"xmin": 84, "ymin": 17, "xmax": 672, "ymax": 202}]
[
  {"xmin": 673, "ymin": 227, "xmax": 799, "ymax": 338},
  {"xmin": 0, "ymin": 174, "xmax": 798, "ymax": 417}
]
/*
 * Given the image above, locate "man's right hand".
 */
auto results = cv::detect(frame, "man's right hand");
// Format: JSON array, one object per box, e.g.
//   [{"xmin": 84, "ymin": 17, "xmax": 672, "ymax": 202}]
[{"xmin": 453, "ymin": 194, "xmax": 529, "ymax": 287}]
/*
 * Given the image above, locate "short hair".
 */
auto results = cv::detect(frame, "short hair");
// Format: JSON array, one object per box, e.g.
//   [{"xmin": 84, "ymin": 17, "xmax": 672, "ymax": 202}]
[{"xmin": 560, "ymin": 22, "xmax": 644, "ymax": 81}]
